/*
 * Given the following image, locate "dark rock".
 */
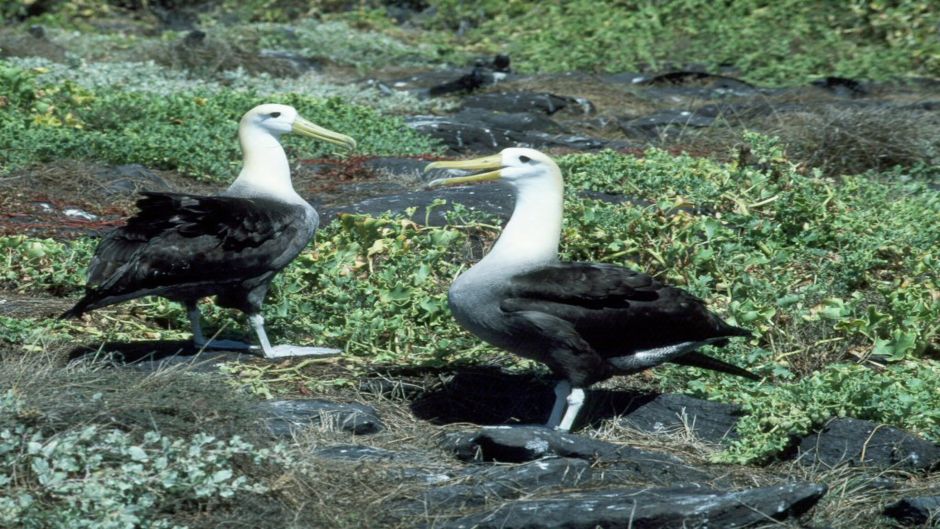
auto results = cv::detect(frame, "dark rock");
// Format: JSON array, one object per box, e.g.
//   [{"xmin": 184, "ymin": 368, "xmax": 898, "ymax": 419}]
[
  {"xmin": 643, "ymin": 70, "xmax": 756, "ymax": 90},
  {"xmin": 321, "ymin": 181, "xmax": 515, "ymax": 226},
  {"xmin": 257, "ymin": 399, "xmax": 385, "ymax": 437},
  {"xmin": 359, "ymin": 157, "xmax": 439, "ymax": 181},
  {"xmin": 884, "ymin": 496, "xmax": 940, "ymax": 526},
  {"xmin": 906, "ymin": 100, "xmax": 940, "ymax": 111},
  {"xmin": 600, "ymin": 71, "xmax": 650, "ymax": 84},
  {"xmin": 618, "ymin": 393, "xmax": 743, "ymax": 444},
  {"xmin": 314, "ymin": 444, "xmax": 417, "ymax": 462},
  {"xmin": 461, "ymin": 92, "xmax": 583, "ymax": 115},
  {"xmin": 442, "ymin": 426, "xmax": 713, "ymax": 485},
  {"xmin": 407, "ymin": 110, "xmax": 608, "ymax": 153},
  {"xmin": 421, "ymin": 457, "xmax": 591, "ymax": 511},
  {"xmin": 93, "ymin": 164, "xmax": 172, "ymax": 196},
  {"xmin": 444, "ymin": 426, "xmax": 655, "ymax": 462},
  {"xmin": 383, "ymin": 70, "xmax": 481, "ymax": 91},
  {"xmin": 258, "ymin": 49, "xmax": 322, "ymax": 74},
  {"xmin": 794, "ymin": 418, "xmax": 940, "ymax": 471},
  {"xmin": 455, "ymin": 108, "xmax": 565, "ymax": 133},
  {"xmin": 427, "ymin": 67, "xmax": 492, "ymax": 96},
  {"xmin": 425, "ymin": 56, "xmax": 513, "ymax": 96},
  {"xmin": 319, "ymin": 181, "xmax": 652, "ymax": 228},
  {"xmin": 68, "ymin": 341, "xmax": 258, "ymax": 372},
  {"xmin": 492, "ymin": 54, "xmax": 511, "ymax": 72},
  {"xmin": 441, "ymin": 482, "xmax": 828, "ymax": 529},
  {"xmin": 811, "ymin": 76, "xmax": 868, "ymax": 97},
  {"xmin": 618, "ymin": 110, "xmax": 716, "ymax": 138},
  {"xmin": 183, "ymin": 29, "xmax": 207, "ymax": 46}
]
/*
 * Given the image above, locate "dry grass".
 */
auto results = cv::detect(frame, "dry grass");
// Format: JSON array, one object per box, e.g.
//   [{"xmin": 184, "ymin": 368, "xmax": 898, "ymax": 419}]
[
  {"xmin": 2, "ymin": 347, "xmax": 936, "ymax": 528},
  {"xmin": 764, "ymin": 105, "xmax": 940, "ymax": 177}
]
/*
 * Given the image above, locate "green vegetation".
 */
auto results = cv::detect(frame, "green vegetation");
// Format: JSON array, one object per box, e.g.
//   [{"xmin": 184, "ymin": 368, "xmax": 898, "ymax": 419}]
[
  {"xmin": 425, "ymin": 0, "xmax": 940, "ymax": 83},
  {"xmin": 3, "ymin": 133, "xmax": 937, "ymax": 463},
  {"xmin": 2, "ymin": 2, "xmax": 939, "ymax": 525},
  {"xmin": 1, "ymin": 390, "xmax": 282, "ymax": 529},
  {"xmin": 0, "ymin": 61, "xmax": 439, "ymax": 179},
  {"xmin": 8, "ymin": 0, "xmax": 939, "ymax": 83}
]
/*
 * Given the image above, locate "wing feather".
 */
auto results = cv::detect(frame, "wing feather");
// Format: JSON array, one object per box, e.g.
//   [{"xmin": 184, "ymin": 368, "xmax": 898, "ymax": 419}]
[
  {"xmin": 502, "ymin": 262, "xmax": 748, "ymax": 354},
  {"xmin": 71, "ymin": 192, "xmax": 313, "ymax": 314}
]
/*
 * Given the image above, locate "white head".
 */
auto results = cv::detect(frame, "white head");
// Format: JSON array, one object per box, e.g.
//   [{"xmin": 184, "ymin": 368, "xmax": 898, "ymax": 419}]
[
  {"xmin": 425, "ymin": 148, "xmax": 564, "ymax": 267},
  {"xmin": 239, "ymin": 103, "xmax": 356, "ymax": 148},
  {"xmin": 229, "ymin": 103, "xmax": 355, "ymax": 202},
  {"xmin": 240, "ymin": 103, "xmax": 299, "ymax": 137},
  {"xmin": 425, "ymin": 147, "xmax": 563, "ymax": 192}
]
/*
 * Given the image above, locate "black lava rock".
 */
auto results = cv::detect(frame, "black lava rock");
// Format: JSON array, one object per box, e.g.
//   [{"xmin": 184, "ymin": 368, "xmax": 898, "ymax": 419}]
[
  {"xmin": 461, "ymin": 92, "xmax": 581, "ymax": 115},
  {"xmin": 421, "ymin": 457, "xmax": 592, "ymax": 511},
  {"xmin": 321, "ymin": 181, "xmax": 516, "ymax": 226},
  {"xmin": 643, "ymin": 70, "xmax": 756, "ymax": 90},
  {"xmin": 618, "ymin": 110, "xmax": 716, "ymax": 138},
  {"xmin": 619, "ymin": 393, "xmax": 743, "ymax": 444},
  {"xmin": 794, "ymin": 418, "xmax": 940, "ymax": 471},
  {"xmin": 811, "ymin": 76, "xmax": 868, "ymax": 97},
  {"xmin": 443, "ymin": 426, "xmax": 713, "ymax": 486},
  {"xmin": 257, "ymin": 399, "xmax": 385, "ymax": 437},
  {"xmin": 407, "ymin": 110, "xmax": 607, "ymax": 153},
  {"xmin": 93, "ymin": 164, "xmax": 172, "ymax": 196},
  {"xmin": 440, "ymin": 482, "xmax": 828, "ymax": 529},
  {"xmin": 883, "ymin": 496, "xmax": 940, "ymax": 526}
]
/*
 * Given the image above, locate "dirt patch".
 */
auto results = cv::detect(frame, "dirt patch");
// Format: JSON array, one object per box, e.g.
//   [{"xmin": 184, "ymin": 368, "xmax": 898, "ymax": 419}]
[{"xmin": 0, "ymin": 160, "xmax": 217, "ymax": 239}]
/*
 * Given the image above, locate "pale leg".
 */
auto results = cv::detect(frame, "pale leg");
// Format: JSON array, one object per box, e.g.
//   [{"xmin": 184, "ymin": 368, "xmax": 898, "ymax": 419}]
[
  {"xmin": 248, "ymin": 314, "xmax": 341, "ymax": 359},
  {"xmin": 556, "ymin": 387, "xmax": 586, "ymax": 432},
  {"xmin": 546, "ymin": 380, "xmax": 571, "ymax": 428},
  {"xmin": 187, "ymin": 305, "xmax": 206, "ymax": 344},
  {"xmin": 189, "ymin": 304, "xmax": 256, "ymax": 351}
]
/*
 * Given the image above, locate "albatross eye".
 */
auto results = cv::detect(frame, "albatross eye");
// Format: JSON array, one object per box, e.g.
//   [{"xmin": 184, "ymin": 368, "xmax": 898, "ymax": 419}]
[
  {"xmin": 269, "ymin": 112, "xmax": 281, "ymax": 118},
  {"xmin": 519, "ymin": 155, "xmax": 531, "ymax": 163}
]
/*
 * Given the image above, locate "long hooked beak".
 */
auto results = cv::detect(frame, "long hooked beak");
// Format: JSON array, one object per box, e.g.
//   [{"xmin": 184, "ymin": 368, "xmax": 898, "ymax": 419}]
[
  {"xmin": 425, "ymin": 154, "xmax": 503, "ymax": 187},
  {"xmin": 292, "ymin": 116, "xmax": 357, "ymax": 151}
]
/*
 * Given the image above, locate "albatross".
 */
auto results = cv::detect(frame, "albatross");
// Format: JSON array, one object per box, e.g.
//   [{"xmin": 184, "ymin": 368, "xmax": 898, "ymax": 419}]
[
  {"xmin": 426, "ymin": 148, "xmax": 758, "ymax": 431},
  {"xmin": 62, "ymin": 103, "xmax": 356, "ymax": 359}
]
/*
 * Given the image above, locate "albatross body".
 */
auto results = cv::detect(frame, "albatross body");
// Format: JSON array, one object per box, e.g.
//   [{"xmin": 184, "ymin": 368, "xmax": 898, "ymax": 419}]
[
  {"xmin": 426, "ymin": 148, "xmax": 757, "ymax": 431},
  {"xmin": 62, "ymin": 104, "xmax": 356, "ymax": 359}
]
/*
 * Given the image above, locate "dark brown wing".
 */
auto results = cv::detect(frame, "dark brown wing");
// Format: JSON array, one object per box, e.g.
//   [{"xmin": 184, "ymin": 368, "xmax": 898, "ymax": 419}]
[
  {"xmin": 501, "ymin": 262, "xmax": 749, "ymax": 355},
  {"xmin": 63, "ymin": 192, "xmax": 313, "ymax": 317}
]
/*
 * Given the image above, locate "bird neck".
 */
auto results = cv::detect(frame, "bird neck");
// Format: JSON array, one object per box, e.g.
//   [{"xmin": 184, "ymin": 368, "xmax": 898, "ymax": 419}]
[
  {"xmin": 482, "ymin": 173, "xmax": 563, "ymax": 270},
  {"xmin": 227, "ymin": 125, "xmax": 304, "ymax": 204}
]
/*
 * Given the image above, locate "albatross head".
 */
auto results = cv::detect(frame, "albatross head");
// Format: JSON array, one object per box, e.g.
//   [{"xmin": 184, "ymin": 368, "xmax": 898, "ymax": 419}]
[
  {"xmin": 425, "ymin": 148, "xmax": 564, "ymax": 266},
  {"xmin": 424, "ymin": 148, "xmax": 562, "ymax": 192},
  {"xmin": 240, "ymin": 103, "xmax": 356, "ymax": 150}
]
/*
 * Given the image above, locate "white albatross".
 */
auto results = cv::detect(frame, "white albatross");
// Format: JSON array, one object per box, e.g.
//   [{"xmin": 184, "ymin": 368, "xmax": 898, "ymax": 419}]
[
  {"xmin": 426, "ymin": 148, "xmax": 758, "ymax": 431},
  {"xmin": 62, "ymin": 103, "xmax": 356, "ymax": 359}
]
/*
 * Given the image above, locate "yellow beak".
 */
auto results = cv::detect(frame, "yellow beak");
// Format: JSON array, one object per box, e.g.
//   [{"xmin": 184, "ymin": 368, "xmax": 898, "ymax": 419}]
[
  {"xmin": 292, "ymin": 116, "xmax": 357, "ymax": 151},
  {"xmin": 425, "ymin": 154, "xmax": 504, "ymax": 187}
]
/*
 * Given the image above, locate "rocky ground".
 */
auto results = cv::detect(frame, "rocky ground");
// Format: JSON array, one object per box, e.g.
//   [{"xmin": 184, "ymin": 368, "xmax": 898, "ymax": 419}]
[{"xmin": 1, "ymin": 3, "xmax": 939, "ymax": 528}]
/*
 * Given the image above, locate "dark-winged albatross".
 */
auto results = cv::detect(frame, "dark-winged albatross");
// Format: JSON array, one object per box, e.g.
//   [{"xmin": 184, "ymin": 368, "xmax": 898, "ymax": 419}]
[
  {"xmin": 62, "ymin": 103, "xmax": 356, "ymax": 359},
  {"xmin": 426, "ymin": 148, "xmax": 758, "ymax": 431}
]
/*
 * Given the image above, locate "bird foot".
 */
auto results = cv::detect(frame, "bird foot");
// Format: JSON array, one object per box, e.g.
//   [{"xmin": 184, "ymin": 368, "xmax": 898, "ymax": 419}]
[
  {"xmin": 194, "ymin": 338, "xmax": 258, "ymax": 351},
  {"xmin": 261, "ymin": 344, "xmax": 343, "ymax": 359}
]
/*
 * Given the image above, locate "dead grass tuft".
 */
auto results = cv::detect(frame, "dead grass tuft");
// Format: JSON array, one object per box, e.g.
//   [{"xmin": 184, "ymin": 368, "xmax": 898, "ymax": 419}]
[{"xmin": 764, "ymin": 104, "xmax": 940, "ymax": 177}]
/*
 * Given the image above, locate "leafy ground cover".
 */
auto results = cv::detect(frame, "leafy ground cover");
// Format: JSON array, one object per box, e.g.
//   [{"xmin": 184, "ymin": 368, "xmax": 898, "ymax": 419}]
[
  {"xmin": 0, "ymin": 61, "xmax": 440, "ymax": 179},
  {"xmin": 1, "ymin": 1, "xmax": 939, "ymax": 527},
  {"xmin": 3, "ymin": 134, "xmax": 937, "ymax": 465},
  {"xmin": 6, "ymin": 0, "xmax": 939, "ymax": 84},
  {"xmin": 421, "ymin": 0, "xmax": 940, "ymax": 84}
]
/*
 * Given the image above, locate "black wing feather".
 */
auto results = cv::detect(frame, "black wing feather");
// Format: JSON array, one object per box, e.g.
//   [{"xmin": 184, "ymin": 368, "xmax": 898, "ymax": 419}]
[
  {"xmin": 64, "ymin": 192, "xmax": 311, "ymax": 316},
  {"xmin": 502, "ymin": 262, "xmax": 749, "ymax": 355}
]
